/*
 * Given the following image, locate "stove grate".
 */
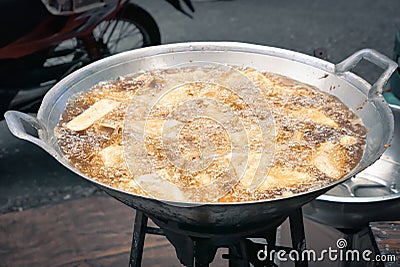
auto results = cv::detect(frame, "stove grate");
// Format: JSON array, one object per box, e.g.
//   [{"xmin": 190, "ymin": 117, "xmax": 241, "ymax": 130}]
[{"xmin": 128, "ymin": 208, "xmax": 308, "ymax": 267}]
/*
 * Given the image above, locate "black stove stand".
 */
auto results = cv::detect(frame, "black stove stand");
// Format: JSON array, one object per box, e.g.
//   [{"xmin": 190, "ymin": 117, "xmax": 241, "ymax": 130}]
[{"xmin": 129, "ymin": 208, "xmax": 308, "ymax": 267}]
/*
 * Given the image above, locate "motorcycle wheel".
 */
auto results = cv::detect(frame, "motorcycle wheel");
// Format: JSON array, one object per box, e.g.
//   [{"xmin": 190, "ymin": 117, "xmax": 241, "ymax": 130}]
[
  {"xmin": 93, "ymin": 2, "xmax": 161, "ymax": 53},
  {"xmin": 45, "ymin": 3, "xmax": 161, "ymax": 66}
]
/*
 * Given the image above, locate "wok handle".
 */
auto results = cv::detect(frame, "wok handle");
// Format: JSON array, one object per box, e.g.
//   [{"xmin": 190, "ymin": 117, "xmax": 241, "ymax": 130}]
[
  {"xmin": 335, "ymin": 49, "xmax": 398, "ymax": 99},
  {"xmin": 4, "ymin": 111, "xmax": 58, "ymax": 157}
]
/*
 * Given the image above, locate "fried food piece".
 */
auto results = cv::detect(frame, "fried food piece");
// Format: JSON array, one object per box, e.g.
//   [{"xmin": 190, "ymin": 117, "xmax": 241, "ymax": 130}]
[
  {"xmin": 134, "ymin": 173, "xmax": 187, "ymax": 202},
  {"xmin": 99, "ymin": 144, "xmax": 124, "ymax": 168},
  {"xmin": 311, "ymin": 141, "xmax": 348, "ymax": 179},
  {"xmin": 66, "ymin": 99, "xmax": 120, "ymax": 131},
  {"xmin": 258, "ymin": 167, "xmax": 310, "ymax": 191},
  {"xmin": 288, "ymin": 108, "xmax": 338, "ymax": 128},
  {"xmin": 340, "ymin": 135, "xmax": 357, "ymax": 146}
]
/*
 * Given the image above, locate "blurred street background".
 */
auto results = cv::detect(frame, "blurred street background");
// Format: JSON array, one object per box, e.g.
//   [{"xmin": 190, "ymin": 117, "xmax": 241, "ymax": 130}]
[{"xmin": 1, "ymin": 0, "xmax": 400, "ymax": 213}]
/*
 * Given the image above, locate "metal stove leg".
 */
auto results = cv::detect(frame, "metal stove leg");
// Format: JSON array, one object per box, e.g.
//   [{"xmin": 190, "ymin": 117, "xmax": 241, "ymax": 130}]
[
  {"xmin": 342, "ymin": 233, "xmax": 353, "ymax": 267},
  {"xmin": 289, "ymin": 208, "xmax": 308, "ymax": 267},
  {"xmin": 264, "ymin": 229, "xmax": 277, "ymax": 267},
  {"xmin": 239, "ymin": 240, "xmax": 250, "ymax": 267},
  {"xmin": 129, "ymin": 210, "xmax": 148, "ymax": 267},
  {"xmin": 193, "ymin": 239, "xmax": 218, "ymax": 267},
  {"xmin": 161, "ymin": 228, "xmax": 194, "ymax": 266},
  {"xmin": 266, "ymin": 229, "xmax": 277, "ymax": 253},
  {"xmin": 228, "ymin": 241, "xmax": 250, "ymax": 267},
  {"xmin": 337, "ymin": 229, "xmax": 361, "ymax": 267}
]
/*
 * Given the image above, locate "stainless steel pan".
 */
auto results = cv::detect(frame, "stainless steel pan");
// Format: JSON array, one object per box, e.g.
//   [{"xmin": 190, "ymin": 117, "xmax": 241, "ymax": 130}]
[{"xmin": 4, "ymin": 42, "xmax": 397, "ymax": 231}]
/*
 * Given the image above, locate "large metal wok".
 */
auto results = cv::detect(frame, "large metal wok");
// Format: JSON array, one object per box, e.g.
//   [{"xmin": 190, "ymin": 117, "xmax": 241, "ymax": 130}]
[{"xmin": 4, "ymin": 42, "xmax": 397, "ymax": 233}]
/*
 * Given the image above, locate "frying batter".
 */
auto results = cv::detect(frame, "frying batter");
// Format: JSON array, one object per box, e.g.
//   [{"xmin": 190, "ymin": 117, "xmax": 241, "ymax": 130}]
[{"xmin": 55, "ymin": 66, "xmax": 366, "ymax": 202}]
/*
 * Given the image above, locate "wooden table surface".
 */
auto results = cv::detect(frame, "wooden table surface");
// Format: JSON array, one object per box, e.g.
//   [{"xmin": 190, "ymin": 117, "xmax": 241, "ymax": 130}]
[
  {"xmin": 370, "ymin": 221, "xmax": 400, "ymax": 266},
  {"xmin": 0, "ymin": 196, "xmax": 225, "ymax": 267}
]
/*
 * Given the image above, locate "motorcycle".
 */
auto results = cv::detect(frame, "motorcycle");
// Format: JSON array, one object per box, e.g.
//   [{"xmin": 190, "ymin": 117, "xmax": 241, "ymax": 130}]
[{"xmin": 0, "ymin": 0, "xmax": 194, "ymax": 118}]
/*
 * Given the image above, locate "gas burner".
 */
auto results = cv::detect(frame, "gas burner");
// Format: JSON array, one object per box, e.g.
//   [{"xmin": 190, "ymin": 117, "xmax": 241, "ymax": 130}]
[{"xmin": 129, "ymin": 209, "xmax": 308, "ymax": 267}]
